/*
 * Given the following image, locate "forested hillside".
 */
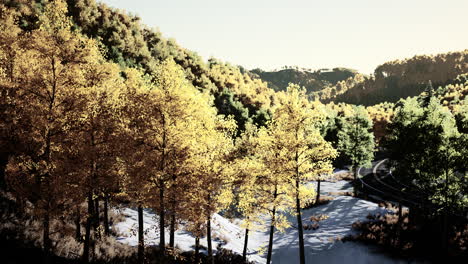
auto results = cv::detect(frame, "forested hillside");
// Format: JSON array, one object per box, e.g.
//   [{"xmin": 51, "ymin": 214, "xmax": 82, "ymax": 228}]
[
  {"xmin": 2, "ymin": 0, "xmax": 274, "ymax": 132},
  {"xmin": 251, "ymin": 51, "xmax": 468, "ymax": 107},
  {"xmin": 332, "ymin": 50, "xmax": 468, "ymax": 105},
  {"xmin": 251, "ymin": 67, "xmax": 359, "ymax": 95}
]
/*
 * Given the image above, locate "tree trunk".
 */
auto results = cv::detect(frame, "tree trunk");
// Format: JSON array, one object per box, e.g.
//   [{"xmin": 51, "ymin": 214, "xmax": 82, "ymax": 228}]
[
  {"xmin": 195, "ymin": 236, "xmax": 200, "ymax": 264},
  {"xmin": 266, "ymin": 206, "xmax": 276, "ymax": 264},
  {"xmin": 169, "ymin": 209, "xmax": 175, "ymax": 248},
  {"xmin": 43, "ymin": 208, "xmax": 51, "ymax": 264},
  {"xmin": 138, "ymin": 204, "xmax": 144, "ymax": 264},
  {"xmin": 354, "ymin": 166, "xmax": 358, "ymax": 196},
  {"xmin": 398, "ymin": 203, "xmax": 402, "ymax": 221},
  {"xmin": 75, "ymin": 205, "xmax": 81, "ymax": 241},
  {"xmin": 442, "ymin": 170, "xmax": 449, "ymax": 255},
  {"xmin": 103, "ymin": 194, "xmax": 109, "ymax": 236},
  {"xmin": 296, "ymin": 179, "xmax": 306, "ymax": 264},
  {"xmin": 207, "ymin": 215, "xmax": 214, "ymax": 264},
  {"xmin": 82, "ymin": 193, "xmax": 94, "ymax": 263},
  {"xmin": 242, "ymin": 228, "xmax": 249, "ymax": 262},
  {"xmin": 94, "ymin": 197, "xmax": 100, "ymax": 231},
  {"xmin": 396, "ymin": 202, "xmax": 403, "ymax": 248},
  {"xmin": 170, "ymin": 174, "xmax": 176, "ymax": 248},
  {"xmin": 159, "ymin": 184, "xmax": 165, "ymax": 255},
  {"xmin": 441, "ymin": 211, "xmax": 448, "ymax": 255},
  {"xmin": 315, "ymin": 179, "xmax": 321, "ymax": 204}
]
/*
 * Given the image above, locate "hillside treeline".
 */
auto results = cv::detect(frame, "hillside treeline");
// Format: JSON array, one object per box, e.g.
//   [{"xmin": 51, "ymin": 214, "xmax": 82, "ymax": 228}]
[
  {"xmin": 332, "ymin": 50, "xmax": 468, "ymax": 105},
  {"xmin": 251, "ymin": 67, "xmax": 359, "ymax": 94}
]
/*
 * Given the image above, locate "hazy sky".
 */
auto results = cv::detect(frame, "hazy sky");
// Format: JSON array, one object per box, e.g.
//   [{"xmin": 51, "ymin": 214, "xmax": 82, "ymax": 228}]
[{"xmin": 100, "ymin": 0, "xmax": 467, "ymax": 74}]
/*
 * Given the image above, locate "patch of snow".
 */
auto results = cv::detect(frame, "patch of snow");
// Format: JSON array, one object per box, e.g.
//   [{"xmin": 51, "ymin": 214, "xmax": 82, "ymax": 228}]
[
  {"xmin": 114, "ymin": 184, "xmax": 421, "ymax": 263},
  {"xmin": 333, "ymin": 169, "xmax": 349, "ymax": 174},
  {"xmin": 308, "ymin": 180, "xmax": 353, "ymax": 196}
]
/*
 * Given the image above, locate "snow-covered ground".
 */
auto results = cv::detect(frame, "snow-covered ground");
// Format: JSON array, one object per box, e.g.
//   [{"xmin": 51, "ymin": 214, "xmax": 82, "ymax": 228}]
[
  {"xmin": 114, "ymin": 179, "xmax": 419, "ymax": 263},
  {"xmin": 308, "ymin": 180, "xmax": 353, "ymax": 197}
]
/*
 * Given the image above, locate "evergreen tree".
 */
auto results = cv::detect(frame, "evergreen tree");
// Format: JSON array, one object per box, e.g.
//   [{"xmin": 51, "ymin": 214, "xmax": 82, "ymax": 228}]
[
  {"xmin": 385, "ymin": 97, "xmax": 467, "ymax": 252},
  {"xmin": 337, "ymin": 106, "xmax": 375, "ymax": 182},
  {"xmin": 419, "ymin": 80, "xmax": 435, "ymax": 107}
]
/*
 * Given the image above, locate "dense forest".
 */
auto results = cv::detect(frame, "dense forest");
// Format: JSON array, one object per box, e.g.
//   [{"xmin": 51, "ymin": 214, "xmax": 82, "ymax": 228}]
[{"xmin": 0, "ymin": 1, "xmax": 467, "ymax": 264}]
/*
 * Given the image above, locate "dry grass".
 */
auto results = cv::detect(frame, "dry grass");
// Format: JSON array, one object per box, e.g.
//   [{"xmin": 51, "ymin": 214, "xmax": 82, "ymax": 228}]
[
  {"xmin": 302, "ymin": 195, "xmax": 334, "ymax": 209},
  {"xmin": 331, "ymin": 171, "xmax": 354, "ymax": 181},
  {"xmin": 328, "ymin": 191, "xmax": 354, "ymax": 197},
  {"xmin": 303, "ymin": 214, "xmax": 330, "ymax": 231}
]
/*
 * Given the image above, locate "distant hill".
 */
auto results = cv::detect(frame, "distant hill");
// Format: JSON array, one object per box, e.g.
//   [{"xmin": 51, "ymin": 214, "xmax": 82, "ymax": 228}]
[
  {"xmin": 250, "ymin": 67, "xmax": 359, "ymax": 94},
  {"xmin": 251, "ymin": 51, "xmax": 468, "ymax": 106},
  {"xmin": 331, "ymin": 50, "xmax": 468, "ymax": 105}
]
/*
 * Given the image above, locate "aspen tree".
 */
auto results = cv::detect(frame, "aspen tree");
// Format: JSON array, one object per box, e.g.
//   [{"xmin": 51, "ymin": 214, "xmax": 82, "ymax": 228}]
[
  {"xmin": 186, "ymin": 115, "xmax": 236, "ymax": 264},
  {"xmin": 118, "ymin": 68, "xmax": 153, "ymax": 264},
  {"xmin": 79, "ymin": 57, "xmax": 123, "ymax": 263},
  {"xmin": 3, "ymin": 1, "xmax": 103, "ymax": 262},
  {"xmin": 261, "ymin": 84, "xmax": 336, "ymax": 264}
]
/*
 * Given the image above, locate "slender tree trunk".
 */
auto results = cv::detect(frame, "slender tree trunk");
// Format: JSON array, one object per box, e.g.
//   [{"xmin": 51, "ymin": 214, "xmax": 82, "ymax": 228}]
[
  {"xmin": 170, "ymin": 174, "xmax": 176, "ymax": 248},
  {"xmin": 396, "ymin": 202, "xmax": 403, "ymax": 248},
  {"xmin": 195, "ymin": 236, "xmax": 200, "ymax": 264},
  {"xmin": 296, "ymin": 179, "xmax": 306, "ymax": 264},
  {"xmin": 398, "ymin": 203, "xmax": 402, "ymax": 221},
  {"xmin": 442, "ymin": 213, "xmax": 448, "ymax": 254},
  {"xmin": 442, "ymin": 169, "xmax": 449, "ymax": 255},
  {"xmin": 294, "ymin": 148, "xmax": 306, "ymax": 264},
  {"xmin": 159, "ymin": 184, "xmax": 165, "ymax": 255},
  {"xmin": 43, "ymin": 207, "xmax": 51, "ymax": 264},
  {"xmin": 82, "ymin": 193, "xmax": 94, "ymax": 263},
  {"xmin": 160, "ymin": 122, "xmax": 167, "ymax": 255},
  {"xmin": 103, "ymin": 194, "xmax": 109, "ymax": 236},
  {"xmin": 315, "ymin": 179, "xmax": 321, "ymax": 204},
  {"xmin": 354, "ymin": 166, "xmax": 358, "ymax": 196},
  {"xmin": 266, "ymin": 206, "xmax": 276, "ymax": 264},
  {"xmin": 75, "ymin": 205, "xmax": 81, "ymax": 241},
  {"xmin": 169, "ymin": 204, "xmax": 175, "ymax": 248},
  {"xmin": 138, "ymin": 204, "xmax": 144, "ymax": 264},
  {"xmin": 43, "ymin": 125, "xmax": 52, "ymax": 264},
  {"xmin": 42, "ymin": 69, "xmax": 54, "ymax": 264},
  {"xmin": 207, "ymin": 214, "xmax": 214, "ymax": 264},
  {"xmin": 94, "ymin": 197, "xmax": 100, "ymax": 230},
  {"xmin": 242, "ymin": 228, "xmax": 249, "ymax": 262}
]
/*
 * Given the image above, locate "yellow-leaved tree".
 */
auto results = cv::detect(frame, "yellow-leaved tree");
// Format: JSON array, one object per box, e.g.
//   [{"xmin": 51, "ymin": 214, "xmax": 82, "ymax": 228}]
[
  {"xmin": 267, "ymin": 84, "xmax": 337, "ymax": 264},
  {"xmin": 2, "ymin": 1, "xmax": 108, "ymax": 263},
  {"xmin": 231, "ymin": 123, "xmax": 269, "ymax": 262},
  {"xmin": 78, "ymin": 56, "xmax": 124, "ymax": 263},
  {"xmin": 187, "ymin": 115, "xmax": 236, "ymax": 264},
  {"xmin": 119, "ymin": 59, "xmax": 224, "ymax": 263}
]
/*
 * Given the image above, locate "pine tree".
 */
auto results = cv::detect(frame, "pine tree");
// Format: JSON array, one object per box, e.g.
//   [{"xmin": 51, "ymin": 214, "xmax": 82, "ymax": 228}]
[
  {"xmin": 337, "ymin": 106, "xmax": 375, "ymax": 183},
  {"xmin": 385, "ymin": 97, "xmax": 467, "ymax": 253},
  {"xmin": 419, "ymin": 80, "xmax": 435, "ymax": 107}
]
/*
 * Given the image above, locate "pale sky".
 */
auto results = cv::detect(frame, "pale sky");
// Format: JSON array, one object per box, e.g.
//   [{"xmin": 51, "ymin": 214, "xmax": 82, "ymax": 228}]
[{"xmin": 100, "ymin": 0, "xmax": 468, "ymax": 74}]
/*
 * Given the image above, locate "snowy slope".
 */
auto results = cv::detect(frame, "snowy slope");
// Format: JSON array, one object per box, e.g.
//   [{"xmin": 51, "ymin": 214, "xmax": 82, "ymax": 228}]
[{"xmin": 114, "ymin": 181, "xmax": 417, "ymax": 263}]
